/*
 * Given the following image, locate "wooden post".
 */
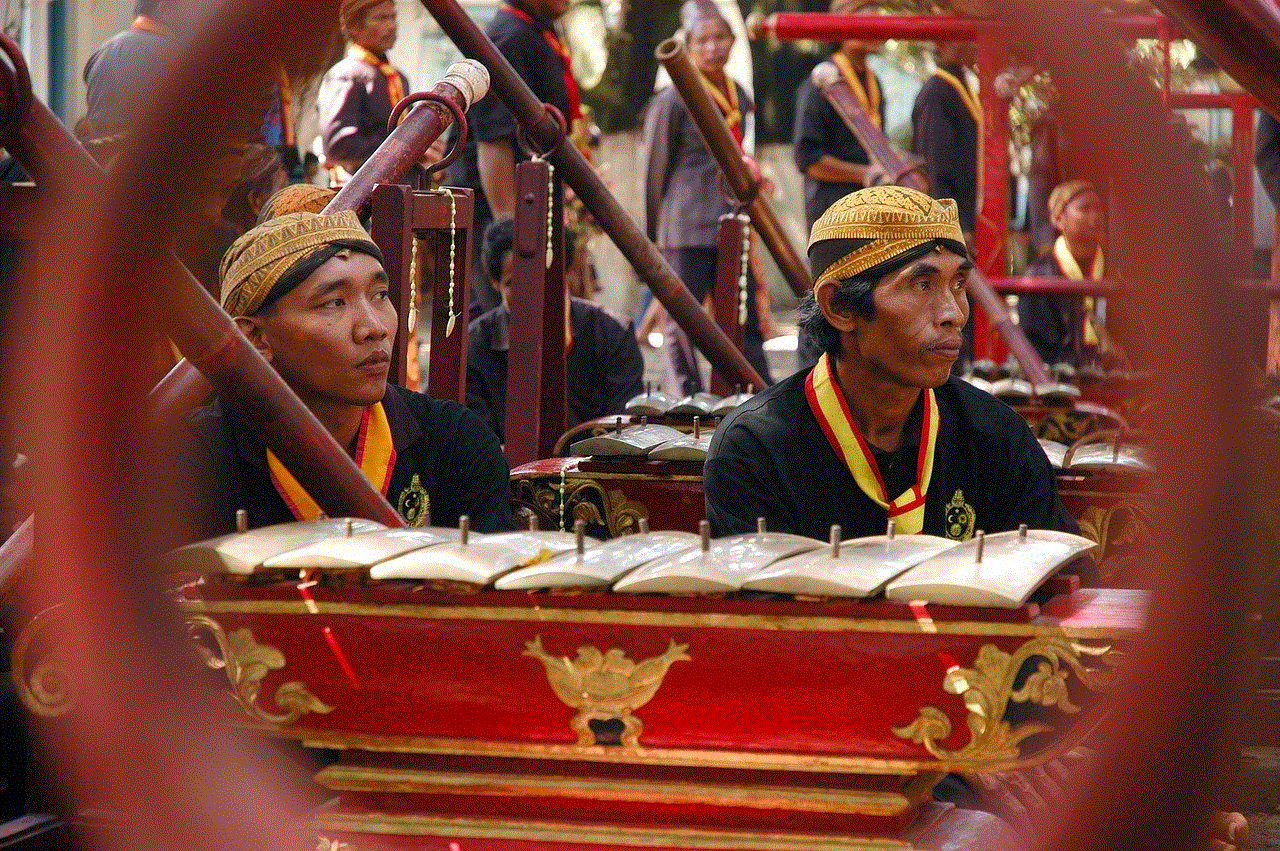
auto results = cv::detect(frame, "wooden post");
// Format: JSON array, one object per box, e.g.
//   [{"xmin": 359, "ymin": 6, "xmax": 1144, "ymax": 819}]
[
  {"xmin": 711, "ymin": 213, "xmax": 748, "ymax": 397},
  {"xmin": 370, "ymin": 183, "xmax": 414, "ymax": 389},
  {"xmin": 505, "ymin": 159, "xmax": 566, "ymax": 464},
  {"xmin": 974, "ymin": 29, "xmax": 1010, "ymax": 365},
  {"xmin": 421, "ymin": 188, "xmax": 474, "ymax": 404}
]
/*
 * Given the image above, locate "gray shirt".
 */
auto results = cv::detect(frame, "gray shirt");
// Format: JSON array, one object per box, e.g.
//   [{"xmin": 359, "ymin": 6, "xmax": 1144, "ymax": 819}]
[
  {"xmin": 83, "ymin": 26, "xmax": 174, "ymax": 136},
  {"xmin": 641, "ymin": 83, "xmax": 753, "ymax": 250}
]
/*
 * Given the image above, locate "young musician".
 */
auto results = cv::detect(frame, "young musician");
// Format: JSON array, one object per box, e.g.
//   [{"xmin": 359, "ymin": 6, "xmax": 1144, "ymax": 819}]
[
  {"xmin": 185, "ymin": 211, "xmax": 514, "ymax": 534},
  {"xmin": 1018, "ymin": 179, "xmax": 1106, "ymax": 367}
]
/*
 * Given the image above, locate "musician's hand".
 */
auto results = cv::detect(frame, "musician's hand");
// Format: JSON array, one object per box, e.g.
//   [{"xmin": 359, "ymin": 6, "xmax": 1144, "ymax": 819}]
[
  {"xmin": 420, "ymin": 133, "xmax": 449, "ymax": 170},
  {"xmin": 1207, "ymin": 810, "xmax": 1249, "ymax": 851},
  {"xmin": 864, "ymin": 162, "xmax": 887, "ymax": 187}
]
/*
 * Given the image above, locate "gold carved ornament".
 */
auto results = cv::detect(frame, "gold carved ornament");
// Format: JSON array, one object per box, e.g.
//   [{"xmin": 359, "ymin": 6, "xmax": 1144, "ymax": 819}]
[
  {"xmin": 1074, "ymin": 498, "xmax": 1154, "ymax": 588},
  {"xmin": 315, "ymin": 837, "xmax": 353, "ymax": 851},
  {"xmin": 510, "ymin": 476, "xmax": 648, "ymax": 538},
  {"xmin": 892, "ymin": 637, "xmax": 1118, "ymax": 766},
  {"xmin": 186, "ymin": 615, "xmax": 334, "ymax": 726},
  {"xmin": 523, "ymin": 635, "xmax": 690, "ymax": 747},
  {"xmin": 10, "ymin": 606, "xmax": 74, "ymax": 717}
]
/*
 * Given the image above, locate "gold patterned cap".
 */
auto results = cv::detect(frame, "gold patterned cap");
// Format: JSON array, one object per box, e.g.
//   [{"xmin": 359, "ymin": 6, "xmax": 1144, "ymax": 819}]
[
  {"xmin": 259, "ymin": 184, "xmax": 338, "ymax": 223},
  {"xmin": 220, "ymin": 211, "xmax": 381, "ymax": 317},
  {"xmin": 1048, "ymin": 179, "xmax": 1097, "ymax": 221},
  {"xmin": 808, "ymin": 186, "xmax": 966, "ymax": 281}
]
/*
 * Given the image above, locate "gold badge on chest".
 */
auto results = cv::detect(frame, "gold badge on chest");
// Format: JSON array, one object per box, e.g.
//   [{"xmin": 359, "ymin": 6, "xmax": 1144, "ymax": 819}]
[
  {"xmin": 396, "ymin": 474, "xmax": 429, "ymax": 527},
  {"xmin": 945, "ymin": 489, "xmax": 976, "ymax": 541}
]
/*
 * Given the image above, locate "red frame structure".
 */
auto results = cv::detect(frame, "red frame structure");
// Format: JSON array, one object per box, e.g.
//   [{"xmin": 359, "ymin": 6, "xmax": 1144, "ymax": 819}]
[{"xmin": 757, "ymin": 10, "xmax": 1264, "ymax": 362}]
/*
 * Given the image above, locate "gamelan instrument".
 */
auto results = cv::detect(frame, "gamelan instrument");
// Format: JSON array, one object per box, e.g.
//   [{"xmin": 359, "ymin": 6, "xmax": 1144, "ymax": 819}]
[{"xmin": 132, "ymin": 513, "xmax": 1136, "ymax": 851}]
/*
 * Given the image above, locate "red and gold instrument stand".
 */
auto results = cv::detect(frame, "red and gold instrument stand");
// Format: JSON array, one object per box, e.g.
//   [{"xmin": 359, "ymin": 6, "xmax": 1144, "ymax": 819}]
[{"xmin": 166, "ymin": 580, "xmax": 1140, "ymax": 850}]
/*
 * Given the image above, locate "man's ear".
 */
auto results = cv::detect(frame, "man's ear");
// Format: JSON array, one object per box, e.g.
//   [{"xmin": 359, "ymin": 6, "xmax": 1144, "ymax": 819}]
[
  {"xmin": 234, "ymin": 316, "xmax": 273, "ymax": 363},
  {"xmin": 814, "ymin": 277, "xmax": 860, "ymax": 334}
]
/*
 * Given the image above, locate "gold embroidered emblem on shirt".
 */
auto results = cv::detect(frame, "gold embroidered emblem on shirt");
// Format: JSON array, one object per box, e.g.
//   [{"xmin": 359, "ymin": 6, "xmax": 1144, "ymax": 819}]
[
  {"xmin": 945, "ymin": 489, "xmax": 976, "ymax": 541},
  {"xmin": 396, "ymin": 474, "xmax": 429, "ymax": 527}
]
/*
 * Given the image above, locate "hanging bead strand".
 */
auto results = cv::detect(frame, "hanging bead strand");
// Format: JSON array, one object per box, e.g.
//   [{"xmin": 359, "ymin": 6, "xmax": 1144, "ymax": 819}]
[{"xmin": 738, "ymin": 216, "xmax": 751, "ymax": 326}]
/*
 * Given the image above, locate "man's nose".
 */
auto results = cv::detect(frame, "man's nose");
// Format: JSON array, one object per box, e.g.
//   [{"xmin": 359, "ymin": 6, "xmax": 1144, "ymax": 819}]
[
  {"xmin": 354, "ymin": 299, "xmax": 391, "ymax": 340},
  {"xmin": 936, "ymin": 287, "xmax": 967, "ymax": 327}
]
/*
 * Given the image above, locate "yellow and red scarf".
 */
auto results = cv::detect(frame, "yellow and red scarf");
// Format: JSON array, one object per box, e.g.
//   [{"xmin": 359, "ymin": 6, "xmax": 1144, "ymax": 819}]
[
  {"xmin": 348, "ymin": 44, "xmax": 406, "ymax": 110},
  {"xmin": 805, "ymin": 353, "xmax": 939, "ymax": 534},
  {"xmin": 267, "ymin": 402, "xmax": 396, "ymax": 521},
  {"xmin": 701, "ymin": 73, "xmax": 743, "ymax": 148},
  {"xmin": 831, "ymin": 52, "xmax": 880, "ymax": 129},
  {"xmin": 1052, "ymin": 235, "xmax": 1104, "ymax": 346},
  {"xmin": 499, "ymin": 3, "xmax": 583, "ymax": 127}
]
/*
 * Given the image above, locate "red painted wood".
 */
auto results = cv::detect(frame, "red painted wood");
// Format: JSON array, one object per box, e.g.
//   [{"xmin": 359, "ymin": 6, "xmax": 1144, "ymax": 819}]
[
  {"xmin": 710, "ymin": 214, "xmax": 748, "ymax": 397},
  {"xmin": 505, "ymin": 160, "xmax": 567, "ymax": 464}
]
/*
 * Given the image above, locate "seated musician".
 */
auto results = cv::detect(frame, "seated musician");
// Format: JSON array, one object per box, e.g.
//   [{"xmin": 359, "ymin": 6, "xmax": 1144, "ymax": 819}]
[
  {"xmin": 185, "ymin": 211, "xmax": 514, "ymax": 534},
  {"xmin": 1017, "ymin": 178, "xmax": 1106, "ymax": 367},
  {"xmin": 466, "ymin": 217, "xmax": 644, "ymax": 443},
  {"xmin": 705, "ymin": 185, "xmax": 1076, "ymax": 541}
]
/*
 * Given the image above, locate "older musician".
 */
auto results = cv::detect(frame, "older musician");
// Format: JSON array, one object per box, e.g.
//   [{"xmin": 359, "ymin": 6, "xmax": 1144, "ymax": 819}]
[
  {"xmin": 641, "ymin": 0, "xmax": 773, "ymax": 396},
  {"xmin": 705, "ymin": 185, "xmax": 1074, "ymax": 540},
  {"xmin": 318, "ymin": 0, "xmax": 411, "ymax": 186},
  {"xmin": 184, "ymin": 211, "xmax": 513, "ymax": 534}
]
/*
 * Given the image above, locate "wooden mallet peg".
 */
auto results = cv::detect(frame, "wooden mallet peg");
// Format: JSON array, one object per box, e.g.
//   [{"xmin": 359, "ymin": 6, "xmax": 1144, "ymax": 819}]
[
  {"xmin": 830, "ymin": 524, "xmax": 841, "ymax": 558},
  {"xmin": 973, "ymin": 530, "xmax": 985, "ymax": 572},
  {"xmin": 641, "ymin": 416, "xmax": 649, "ymax": 427},
  {"xmin": 1018, "ymin": 523, "xmax": 1028, "ymax": 540},
  {"xmin": 638, "ymin": 517, "xmax": 650, "ymax": 535},
  {"xmin": 344, "ymin": 519, "xmax": 353, "ymax": 537},
  {"xmin": 699, "ymin": 519, "xmax": 711, "ymax": 552},
  {"xmin": 574, "ymin": 518, "xmax": 586, "ymax": 556},
  {"xmin": 756, "ymin": 516, "xmax": 767, "ymax": 535},
  {"xmin": 886, "ymin": 519, "xmax": 896, "ymax": 540},
  {"xmin": 615, "ymin": 416, "xmax": 623, "ymax": 435},
  {"xmin": 693, "ymin": 416, "xmax": 701, "ymax": 440},
  {"xmin": 459, "ymin": 515, "xmax": 470, "ymax": 546},
  {"xmin": 235, "ymin": 508, "xmax": 248, "ymax": 533}
]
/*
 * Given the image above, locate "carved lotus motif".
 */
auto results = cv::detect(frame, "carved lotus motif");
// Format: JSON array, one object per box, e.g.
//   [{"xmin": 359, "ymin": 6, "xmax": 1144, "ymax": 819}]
[{"xmin": 524, "ymin": 635, "xmax": 690, "ymax": 747}]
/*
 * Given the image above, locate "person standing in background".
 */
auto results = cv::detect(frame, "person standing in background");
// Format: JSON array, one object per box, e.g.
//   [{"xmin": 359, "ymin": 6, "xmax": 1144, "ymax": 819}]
[
  {"xmin": 911, "ymin": 40, "xmax": 979, "ymax": 244},
  {"xmin": 448, "ymin": 0, "xmax": 577, "ymax": 318},
  {"xmin": 318, "ymin": 0, "xmax": 409, "ymax": 187},
  {"xmin": 641, "ymin": 0, "xmax": 772, "ymax": 396}
]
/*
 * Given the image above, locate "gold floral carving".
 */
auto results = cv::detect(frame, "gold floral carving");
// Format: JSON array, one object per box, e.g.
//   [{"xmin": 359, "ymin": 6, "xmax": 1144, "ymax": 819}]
[
  {"xmin": 315, "ymin": 837, "xmax": 353, "ymax": 851},
  {"xmin": 10, "ymin": 607, "xmax": 73, "ymax": 717},
  {"xmin": 523, "ymin": 635, "xmax": 690, "ymax": 747},
  {"xmin": 891, "ymin": 638, "xmax": 1117, "ymax": 765},
  {"xmin": 1034, "ymin": 410, "xmax": 1103, "ymax": 445},
  {"xmin": 1074, "ymin": 498, "xmax": 1154, "ymax": 587},
  {"xmin": 510, "ymin": 476, "xmax": 648, "ymax": 538},
  {"xmin": 186, "ymin": 615, "xmax": 334, "ymax": 725}
]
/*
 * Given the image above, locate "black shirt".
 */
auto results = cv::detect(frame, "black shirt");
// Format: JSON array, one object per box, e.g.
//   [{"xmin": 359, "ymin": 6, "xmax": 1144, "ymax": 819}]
[
  {"xmin": 705, "ymin": 370, "xmax": 1076, "ymax": 540},
  {"xmin": 467, "ymin": 298, "xmax": 645, "ymax": 443},
  {"xmin": 1017, "ymin": 251, "xmax": 1082, "ymax": 368},
  {"xmin": 448, "ymin": 0, "xmax": 574, "ymax": 206},
  {"xmin": 186, "ymin": 384, "xmax": 514, "ymax": 536},
  {"xmin": 792, "ymin": 70, "xmax": 884, "ymax": 229},
  {"xmin": 911, "ymin": 65, "xmax": 978, "ymax": 233}
]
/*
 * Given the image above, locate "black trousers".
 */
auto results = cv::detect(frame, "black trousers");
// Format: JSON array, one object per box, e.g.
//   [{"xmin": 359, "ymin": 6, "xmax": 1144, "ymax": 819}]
[{"xmin": 659, "ymin": 246, "xmax": 772, "ymax": 397}]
